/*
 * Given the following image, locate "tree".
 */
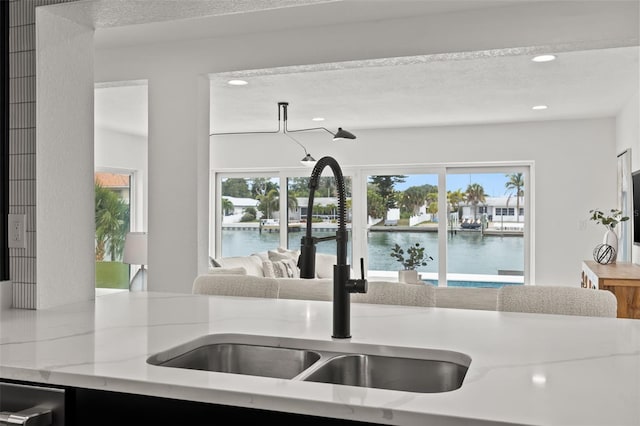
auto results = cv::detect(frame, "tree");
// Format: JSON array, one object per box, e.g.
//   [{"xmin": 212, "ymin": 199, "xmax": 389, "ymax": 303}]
[
  {"xmin": 288, "ymin": 177, "xmax": 310, "ymax": 198},
  {"xmin": 250, "ymin": 178, "xmax": 277, "ymax": 198},
  {"xmin": 399, "ymin": 186, "xmax": 427, "ymax": 215},
  {"xmin": 95, "ymin": 182, "xmax": 130, "ymax": 262},
  {"xmin": 221, "ymin": 178, "xmax": 251, "ymax": 198},
  {"xmin": 256, "ymin": 188, "xmax": 298, "ymax": 219},
  {"xmin": 367, "ymin": 185, "xmax": 386, "ymax": 219},
  {"xmin": 426, "ymin": 191, "xmax": 439, "ymax": 216},
  {"xmin": 257, "ymin": 188, "xmax": 279, "ymax": 219},
  {"xmin": 240, "ymin": 207, "xmax": 257, "ymax": 222},
  {"xmin": 221, "ymin": 197, "xmax": 234, "ymax": 216},
  {"xmin": 465, "ymin": 183, "xmax": 486, "ymax": 219},
  {"xmin": 505, "ymin": 173, "xmax": 524, "ymax": 222},
  {"xmin": 369, "ymin": 175, "xmax": 406, "ymax": 210},
  {"xmin": 447, "ymin": 189, "xmax": 466, "ymax": 219}
]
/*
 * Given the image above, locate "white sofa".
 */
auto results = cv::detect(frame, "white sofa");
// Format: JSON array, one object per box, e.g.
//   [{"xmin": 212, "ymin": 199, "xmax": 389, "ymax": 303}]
[
  {"xmin": 195, "ymin": 272, "xmax": 498, "ymax": 310},
  {"xmin": 194, "ymin": 271, "xmax": 617, "ymax": 316},
  {"xmin": 210, "ymin": 248, "xmax": 338, "ymax": 279},
  {"xmin": 205, "ymin": 249, "xmax": 617, "ymax": 316}
]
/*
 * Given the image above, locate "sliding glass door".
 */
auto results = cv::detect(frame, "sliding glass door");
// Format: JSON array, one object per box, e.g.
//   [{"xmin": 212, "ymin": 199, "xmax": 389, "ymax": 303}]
[{"xmin": 445, "ymin": 169, "xmax": 526, "ymax": 287}]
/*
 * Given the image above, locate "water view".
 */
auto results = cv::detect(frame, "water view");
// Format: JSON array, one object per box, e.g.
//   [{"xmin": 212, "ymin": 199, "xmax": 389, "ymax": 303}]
[{"xmin": 222, "ymin": 228, "xmax": 523, "ymax": 277}]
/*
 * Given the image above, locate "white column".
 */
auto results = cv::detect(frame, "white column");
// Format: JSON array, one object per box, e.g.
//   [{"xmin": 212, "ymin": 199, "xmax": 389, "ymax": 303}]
[
  {"xmin": 36, "ymin": 9, "xmax": 94, "ymax": 309},
  {"xmin": 147, "ymin": 73, "xmax": 209, "ymax": 293}
]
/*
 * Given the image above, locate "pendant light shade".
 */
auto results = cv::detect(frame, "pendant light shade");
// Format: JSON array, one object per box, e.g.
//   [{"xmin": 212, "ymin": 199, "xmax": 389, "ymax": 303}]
[
  {"xmin": 209, "ymin": 102, "xmax": 356, "ymax": 166},
  {"xmin": 300, "ymin": 153, "xmax": 317, "ymax": 167},
  {"xmin": 333, "ymin": 127, "xmax": 356, "ymax": 141}
]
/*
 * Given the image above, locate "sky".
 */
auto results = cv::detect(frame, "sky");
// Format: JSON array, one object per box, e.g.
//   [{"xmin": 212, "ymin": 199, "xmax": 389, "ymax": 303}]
[{"xmin": 394, "ymin": 173, "xmax": 513, "ymax": 197}]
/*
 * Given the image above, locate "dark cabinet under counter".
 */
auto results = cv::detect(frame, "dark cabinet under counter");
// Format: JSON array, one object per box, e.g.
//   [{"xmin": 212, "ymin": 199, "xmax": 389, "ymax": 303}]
[
  {"xmin": 2, "ymin": 379, "xmax": 373, "ymax": 426},
  {"xmin": 0, "ymin": 381, "xmax": 67, "ymax": 426}
]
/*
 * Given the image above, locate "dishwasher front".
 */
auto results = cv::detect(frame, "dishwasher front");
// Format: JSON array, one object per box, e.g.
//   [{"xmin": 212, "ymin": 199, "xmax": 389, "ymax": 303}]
[{"xmin": 0, "ymin": 382, "xmax": 66, "ymax": 426}]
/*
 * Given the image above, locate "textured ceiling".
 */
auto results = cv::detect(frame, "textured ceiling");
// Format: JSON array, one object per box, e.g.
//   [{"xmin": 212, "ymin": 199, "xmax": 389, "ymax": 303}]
[
  {"xmin": 86, "ymin": 0, "xmax": 639, "ymax": 137},
  {"xmin": 208, "ymin": 46, "xmax": 639, "ymax": 134},
  {"xmin": 95, "ymin": 46, "xmax": 639, "ymax": 136}
]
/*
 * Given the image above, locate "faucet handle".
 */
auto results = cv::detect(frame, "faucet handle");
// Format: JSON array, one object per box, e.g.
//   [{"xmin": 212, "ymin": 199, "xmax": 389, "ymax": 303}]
[{"xmin": 347, "ymin": 258, "xmax": 367, "ymax": 294}]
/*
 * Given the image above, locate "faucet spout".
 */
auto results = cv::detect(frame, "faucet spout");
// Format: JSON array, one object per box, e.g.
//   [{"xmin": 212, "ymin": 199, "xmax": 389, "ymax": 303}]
[{"xmin": 298, "ymin": 156, "xmax": 367, "ymax": 339}]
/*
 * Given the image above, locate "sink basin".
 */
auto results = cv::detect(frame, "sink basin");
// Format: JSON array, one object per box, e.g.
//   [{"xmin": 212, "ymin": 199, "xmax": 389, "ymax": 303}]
[
  {"xmin": 147, "ymin": 334, "xmax": 470, "ymax": 393},
  {"xmin": 147, "ymin": 343, "xmax": 321, "ymax": 379},
  {"xmin": 299, "ymin": 354, "xmax": 467, "ymax": 393}
]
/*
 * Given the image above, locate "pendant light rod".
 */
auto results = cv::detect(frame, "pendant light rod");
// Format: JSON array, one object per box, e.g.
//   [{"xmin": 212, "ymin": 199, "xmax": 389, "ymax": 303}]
[{"xmin": 209, "ymin": 102, "xmax": 356, "ymax": 141}]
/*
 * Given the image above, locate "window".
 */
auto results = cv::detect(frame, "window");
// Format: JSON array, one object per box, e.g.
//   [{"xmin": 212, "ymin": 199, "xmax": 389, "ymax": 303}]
[
  {"xmin": 287, "ymin": 176, "xmax": 352, "ymax": 259},
  {"xmin": 213, "ymin": 164, "xmax": 530, "ymax": 287},
  {"xmin": 218, "ymin": 175, "xmax": 281, "ymax": 257},
  {"xmin": 446, "ymin": 170, "xmax": 525, "ymax": 286},
  {"xmin": 95, "ymin": 171, "xmax": 132, "ymax": 289},
  {"xmin": 367, "ymin": 173, "xmax": 438, "ymax": 281}
]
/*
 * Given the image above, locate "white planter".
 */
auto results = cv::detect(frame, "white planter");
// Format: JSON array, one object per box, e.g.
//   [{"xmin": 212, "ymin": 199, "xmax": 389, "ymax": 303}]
[{"xmin": 398, "ymin": 269, "xmax": 419, "ymax": 284}]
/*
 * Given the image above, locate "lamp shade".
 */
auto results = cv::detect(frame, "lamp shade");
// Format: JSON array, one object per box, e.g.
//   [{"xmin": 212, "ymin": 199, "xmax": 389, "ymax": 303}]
[
  {"xmin": 300, "ymin": 153, "xmax": 316, "ymax": 167},
  {"xmin": 333, "ymin": 127, "xmax": 356, "ymax": 141},
  {"xmin": 123, "ymin": 232, "xmax": 148, "ymax": 265}
]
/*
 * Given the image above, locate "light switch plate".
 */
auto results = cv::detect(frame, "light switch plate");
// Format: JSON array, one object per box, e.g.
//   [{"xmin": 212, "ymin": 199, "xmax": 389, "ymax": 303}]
[{"xmin": 8, "ymin": 214, "xmax": 26, "ymax": 249}]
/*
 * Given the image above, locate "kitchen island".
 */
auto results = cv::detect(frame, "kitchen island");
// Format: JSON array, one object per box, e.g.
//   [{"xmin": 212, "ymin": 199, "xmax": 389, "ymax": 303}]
[{"xmin": 0, "ymin": 290, "xmax": 638, "ymax": 425}]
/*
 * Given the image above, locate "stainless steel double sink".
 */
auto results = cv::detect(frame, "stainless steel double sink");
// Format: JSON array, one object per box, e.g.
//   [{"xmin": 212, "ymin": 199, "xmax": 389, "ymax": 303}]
[{"xmin": 147, "ymin": 334, "xmax": 470, "ymax": 393}]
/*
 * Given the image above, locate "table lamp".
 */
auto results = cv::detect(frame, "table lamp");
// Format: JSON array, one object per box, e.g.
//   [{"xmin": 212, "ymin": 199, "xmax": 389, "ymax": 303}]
[{"xmin": 123, "ymin": 232, "xmax": 147, "ymax": 291}]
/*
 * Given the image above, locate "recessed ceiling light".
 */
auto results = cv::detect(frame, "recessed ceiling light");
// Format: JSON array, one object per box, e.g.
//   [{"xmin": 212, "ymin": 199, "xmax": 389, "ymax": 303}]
[
  {"xmin": 311, "ymin": 117, "xmax": 325, "ymax": 122},
  {"xmin": 227, "ymin": 79, "xmax": 248, "ymax": 86},
  {"xmin": 532, "ymin": 105, "xmax": 548, "ymax": 110},
  {"xmin": 532, "ymin": 54, "xmax": 556, "ymax": 63}
]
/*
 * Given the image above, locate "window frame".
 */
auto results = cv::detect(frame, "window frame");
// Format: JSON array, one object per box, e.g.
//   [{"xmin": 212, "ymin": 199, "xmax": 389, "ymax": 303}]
[
  {"xmin": 94, "ymin": 167, "xmax": 140, "ymax": 289},
  {"xmin": 212, "ymin": 162, "xmax": 533, "ymax": 285}
]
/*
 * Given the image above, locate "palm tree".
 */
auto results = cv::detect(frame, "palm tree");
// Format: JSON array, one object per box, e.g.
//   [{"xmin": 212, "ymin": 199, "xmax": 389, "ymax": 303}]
[
  {"xmin": 426, "ymin": 191, "xmax": 438, "ymax": 217},
  {"xmin": 505, "ymin": 173, "xmax": 524, "ymax": 222},
  {"xmin": 447, "ymin": 189, "xmax": 466, "ymax": 220},
  {"xmin": 221, "ymin": 197, "xmax": 234, "ymax": 216},
  {"xmin": 95, "ymin": 182, "xmax": 130, "ymax": 262},
  {"xmin": 465, "ymin": 183, "xmax": 486, "ymax": 219},
  {"xmin": 257, "ymin": 189, "xmax": 279, "ymax": 219},
  {"xmin": 256, "ymin": 188, "xmax": 298, "ymax": 220}
]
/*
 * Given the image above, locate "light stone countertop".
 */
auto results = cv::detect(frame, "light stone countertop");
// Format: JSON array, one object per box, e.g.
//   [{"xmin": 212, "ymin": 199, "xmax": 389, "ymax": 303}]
[{"xmin": 0, "ymin": 291, "xmax": 639, "ymax": 425}]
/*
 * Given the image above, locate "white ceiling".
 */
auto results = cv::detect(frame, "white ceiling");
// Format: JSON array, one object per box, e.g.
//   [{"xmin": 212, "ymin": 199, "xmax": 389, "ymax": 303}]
[
  {"xmin": 208, "ymin": 46, "xmax": 640, "ymax": 134},
  {"xmin": 90, "ymin": 0, "xmax": 640, "ymax": 137}
]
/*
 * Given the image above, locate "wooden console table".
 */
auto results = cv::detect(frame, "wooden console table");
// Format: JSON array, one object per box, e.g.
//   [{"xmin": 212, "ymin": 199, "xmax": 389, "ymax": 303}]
[{"xmin": 581, "ymin": 260, "xmax": 640, "ymax": 319}]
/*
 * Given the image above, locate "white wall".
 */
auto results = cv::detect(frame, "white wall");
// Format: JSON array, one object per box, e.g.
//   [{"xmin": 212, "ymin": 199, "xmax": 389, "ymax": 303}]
[{"xmin": 212, "ymin": 118, "xmax": 617, "ymax": 286}]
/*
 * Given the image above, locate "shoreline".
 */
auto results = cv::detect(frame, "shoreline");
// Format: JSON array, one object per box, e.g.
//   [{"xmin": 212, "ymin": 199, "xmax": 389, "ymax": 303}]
[{"xmin": 221, "ymin": 222, "xmax": 524, "ymax": 236}]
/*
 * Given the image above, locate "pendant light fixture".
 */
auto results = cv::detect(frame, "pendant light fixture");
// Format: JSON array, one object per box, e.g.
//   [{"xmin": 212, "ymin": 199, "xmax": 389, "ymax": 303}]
[{"xmin": 209, "ymin": 102, "xmax": 356, "ymax": 166}]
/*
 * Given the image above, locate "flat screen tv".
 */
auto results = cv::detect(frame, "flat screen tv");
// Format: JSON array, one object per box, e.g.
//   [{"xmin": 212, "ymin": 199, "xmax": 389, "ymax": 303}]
[{"xmin": 633, "ymin": 170, "xmax": 640, "ymax": 246}]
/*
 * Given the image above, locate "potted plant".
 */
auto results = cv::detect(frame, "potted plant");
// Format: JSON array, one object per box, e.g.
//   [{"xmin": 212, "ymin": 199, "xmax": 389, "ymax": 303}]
[
  {"xmin": 390, "ymin": 243, "xmax": 433, "ymax": 283},
  {"xmin": 589, "ymin": 208, "xmax": 629, "ymax": 264}
]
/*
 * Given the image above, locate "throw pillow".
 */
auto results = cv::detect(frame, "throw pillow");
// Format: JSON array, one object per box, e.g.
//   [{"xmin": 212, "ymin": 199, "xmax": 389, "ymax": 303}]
[
  {"xmin": 277, "ymin": 247, "xmax": 301, "ymax": 259},
  {"xmin": 251, "ymin": 251, "xmax": 269, "ymax": 262},
  {"xmin": 262, "ymin": 261, "xmax": 277, "ymax": 278},
  {"xmin": 268, "ymin": 250, "xmax": 291, "ymax": 261},
  {"xmin": 269, "ymin": 250, "xmax": 300, "ymax": 278},
  {"xmin": 207, "ymin": 267, "xmax": 246, "ymax": 275},
  {"xmin": 280, "ymin": 258, "xmax": 298, "ymax": 278},
  {"xmin": 263, "ymin": 259, "xmax": 295, "ymax": 278},
  {"xmin": 272, "ymin": 261, "xmax": 290, "ymax": 278}
]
